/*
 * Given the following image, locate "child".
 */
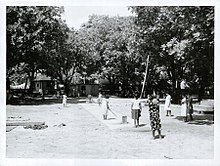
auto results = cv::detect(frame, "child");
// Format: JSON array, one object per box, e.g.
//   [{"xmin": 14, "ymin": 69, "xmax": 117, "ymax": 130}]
[
  {"xmin": 97, "ymin": 92, "xmax": 102, "ymax": 106},
  {"xmin": 131, "ymin": 94, "xmax": 142, "ymax": 127},
  {"xmin": 164, "ymin": 93, "xmax": 172, "ymax": 116},
  {"xmin": 88, "ymin": 94, "xmax": 93, "ymax": 103},
  {"xmin": 62, "ymin": 94, "xmax": 67, "ymax": 107},
  {"xmin": 102, "ymin": 95, "xmax": 110, "ymax": 120}
]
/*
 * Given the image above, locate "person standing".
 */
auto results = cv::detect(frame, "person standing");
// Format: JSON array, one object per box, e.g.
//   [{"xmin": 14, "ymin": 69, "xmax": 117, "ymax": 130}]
[
  {"xmin": 164, "ymin": 93, "xmax": 172, "ymax": 116},
  {"xmin": 88, "ymin": 94, "xmax": 93, "ymax": 103},
  {"xmin": 187, "ymin": 94, "xmax": 194, "ymax": 121},
  {"xmin": 97, "ymin": 92, "xmax": 102, "ymax": 106},
  {"xmin": 181, "ymin": 94, "xmax": 188, "ymax": 122},
  {"xmin": 148, "ymin": 95, "xmax": 162, "ymax": 139},
  {"xmin": 62, "ymin": 93, "xmax": 67, "ymax": 107},
  {"xmin": 102, "ymin": 95, "xmax": 110, "ymax": 120},
  {"xmin": 131, "ymin": 94, "xmax": 142, "ymax": 127}
]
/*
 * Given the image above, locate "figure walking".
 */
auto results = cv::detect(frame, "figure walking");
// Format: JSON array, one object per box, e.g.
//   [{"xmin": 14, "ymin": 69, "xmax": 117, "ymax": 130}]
[
  {"xmin": 148, "ymin": 95, "xmax": 162, "ymax": 139},
  {"xmin": 62, "ymin": 93, "xmax": 67, "ymax": 107},
  {"xmin": 131, "ymin": 94, "xmax": 142, "ymax": 127},
  {"xmin": 97, "ymin": 92, "xmax": 102, "ymax": 106},
  {"xmin": 164, "ymin": 93, "xmax": 172, "ymax": 116},
  {"xmin": 102, "ymin": 95, "xmax": 110, "ymax": 120}
]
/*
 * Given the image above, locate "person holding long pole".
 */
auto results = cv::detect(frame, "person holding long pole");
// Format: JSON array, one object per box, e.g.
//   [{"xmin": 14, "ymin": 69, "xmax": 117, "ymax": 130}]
[
  {"xmin": 148, "ymin": 95, "xmax": 163, "ymax": 139},
  {"xmin": 131, "ymin": 93, "xmax": 142, "ymax": 127}
]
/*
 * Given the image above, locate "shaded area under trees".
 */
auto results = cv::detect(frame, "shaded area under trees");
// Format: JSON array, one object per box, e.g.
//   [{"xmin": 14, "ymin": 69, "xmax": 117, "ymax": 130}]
[{"xmin": 6, "ymin": 6, "xmax": 214, "ymax": 102}]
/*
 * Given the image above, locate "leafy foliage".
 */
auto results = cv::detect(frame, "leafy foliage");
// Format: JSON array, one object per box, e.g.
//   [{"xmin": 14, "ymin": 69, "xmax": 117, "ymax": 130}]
[
  {"xmin": 7, "ymin": 6, "xmax": 66, "ymax": 89},
  {"xmin": 7, "ymin": 6, "xmax": 214, "ymax": 100},
  {"xmin": 77, "ymin": 15, "xmax": 143, "ymax": 95},
  {"xmin": 130, "ymin": 6, "xmax": 214, "ymax": 101},
  {"xmin": 7, "ymin": 6, "xmax": 83, "ymax": 94}
]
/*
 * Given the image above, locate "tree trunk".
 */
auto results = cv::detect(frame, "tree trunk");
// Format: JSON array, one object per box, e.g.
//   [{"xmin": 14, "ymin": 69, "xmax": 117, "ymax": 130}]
[
  {"xmin": 64, "ymin": 81, "xmax": 71, "ymax": 96},
  {"xmin": 120, "ymin": 80, "xmax": 127, "ymax": 97},
  {"xmin": 6, "ymin": 77, "xmax": 12, "ymax": 103},
  {"xmin": 29, "ymin": 66, "xmax": 36, "ymax": 94},
  {"xmin": 170, "ymin": 55, "xmax": 180, "ymax": 104},
  {"xmin": 198, "ymin": 78, "xmax": 205, "ymax": 102}
]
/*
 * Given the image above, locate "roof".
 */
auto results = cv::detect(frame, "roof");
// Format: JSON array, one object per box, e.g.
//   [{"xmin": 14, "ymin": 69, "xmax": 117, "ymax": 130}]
[
  {"xmin": 10, "ymin": 83, "xmax": 30, "ymax": 89},
  {"xmin": 34, "ymin": 74, "xmax": 52, "ymax": 81}
]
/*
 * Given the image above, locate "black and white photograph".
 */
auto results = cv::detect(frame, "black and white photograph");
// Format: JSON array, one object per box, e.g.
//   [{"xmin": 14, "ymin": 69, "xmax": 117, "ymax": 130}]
[{"xmin": 1, "ymin": 0, "xmax": 220, "ymax": 166}]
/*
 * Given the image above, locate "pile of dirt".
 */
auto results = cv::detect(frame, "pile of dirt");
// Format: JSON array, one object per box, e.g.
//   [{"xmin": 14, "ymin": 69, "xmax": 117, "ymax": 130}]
[{"xmin": 23, "ymin": 124, "xmax": 48, "ymax": 130}]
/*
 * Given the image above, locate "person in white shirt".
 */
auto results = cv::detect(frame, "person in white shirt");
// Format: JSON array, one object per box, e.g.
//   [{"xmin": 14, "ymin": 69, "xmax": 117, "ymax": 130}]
[
  {"xmin": 62, "ymin": 94, "xmax": 67, "ymax": 107},
  {"xmin": 131, "ymin": 94, "xmax": 142, "ymax": 127},
  {"xmin": 97, "ymin": 92, "xmax": 102, "ymax": 106},
  {"xmin": 102, "ymin": 95, "xmax": 110, "ymax": 120},
  {"xmin": 164, "ymin": 93, "xmax": 172, "ymax": 116}
]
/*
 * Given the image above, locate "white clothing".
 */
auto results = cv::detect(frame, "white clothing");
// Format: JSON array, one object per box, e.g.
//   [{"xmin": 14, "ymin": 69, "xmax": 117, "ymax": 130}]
[
  {"xmin": 181, "ymin": 97, "xmax": 187, "ymax": 116},
  {"xmin": 97, "ymin": 94, "xmax": 102, "ymax": 105},
  {"xmin": 102, "ymin": 98, "xmax": 109, "ymax": 115},
  {"xmin": 164, "ymin": 95, "xmax": 171, "ymax": 111},
  {"xmin": 180, "ymin": 80, "xmax": 189, "ymax": 89},
  {"xmin": 132, "ymin": 99, "xmax": 141, "ymax": 110},
  {"xmin": 62, "ymin": 95, "xmax": 67, "ymax": 106}
]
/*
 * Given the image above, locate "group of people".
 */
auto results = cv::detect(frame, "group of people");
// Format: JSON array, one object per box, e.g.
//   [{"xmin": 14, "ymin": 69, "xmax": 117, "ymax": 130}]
[
  {"xmin": 181, "ymin": 94, "xmax": 194, "ymax": 122},
  {"xmin": 99, "ymin": 92, "xmax": 163, "ymax": 140},
  {"xmin": 130, "ymin": 92, "xmax": 194, "ymax": 139},
  {"xmin": 160, "ymin": 92, "xmax": 194, "ymax": 122},
  {"xmin": 131, "ymin": 93, "xmax": 162, "ymax": 139},
  {"xmin": 63, "ymin": 91, "xmax": 193, "ymax": 140}
]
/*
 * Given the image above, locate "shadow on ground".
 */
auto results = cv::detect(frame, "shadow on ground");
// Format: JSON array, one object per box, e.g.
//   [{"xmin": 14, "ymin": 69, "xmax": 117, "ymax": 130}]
[
  {"xmin": 7, "ymin": 97, "xmax": 86, "ymax": 105},
  {"xmin": 175, "ymin": 114, "xmax": 214, "ymax": 125}
]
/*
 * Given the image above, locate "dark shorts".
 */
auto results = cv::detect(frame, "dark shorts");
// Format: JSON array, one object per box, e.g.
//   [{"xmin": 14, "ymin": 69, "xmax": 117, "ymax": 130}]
[{"xmin": 131, "ymin": 109, "xmax": 141, "ymax": 119}]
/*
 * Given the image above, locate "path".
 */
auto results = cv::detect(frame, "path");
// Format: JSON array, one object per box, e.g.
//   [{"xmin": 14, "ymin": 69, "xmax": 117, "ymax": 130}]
[
  {"xmin": 6, "ymin": 101, "xmax": 214, "ymax": 159},
  {"xmin": 80, "ymin": 103, "xmax": 135, "ymax": 130}
]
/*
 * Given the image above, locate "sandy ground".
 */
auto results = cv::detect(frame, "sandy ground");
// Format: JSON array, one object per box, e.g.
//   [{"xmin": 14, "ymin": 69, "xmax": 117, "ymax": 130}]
[{"xmin": 6, "ymin": 98, "xmax": 214, "ymax": 159}]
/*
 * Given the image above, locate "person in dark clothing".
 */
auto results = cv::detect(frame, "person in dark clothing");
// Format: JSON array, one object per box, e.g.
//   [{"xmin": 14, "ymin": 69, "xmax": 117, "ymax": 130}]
[
  {"xmin": 187, "ymin": 94, "xmax": 194, "ymax": 121},
  {"xmin": 148, "ymin": 95, "xmax": 162, "ymax": 139}
]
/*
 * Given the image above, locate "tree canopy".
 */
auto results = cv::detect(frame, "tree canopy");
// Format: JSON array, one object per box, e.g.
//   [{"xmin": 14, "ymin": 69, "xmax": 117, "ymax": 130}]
[
  {"xmin": 7, "ymin": 6, "xmax": 67, "ymax": 89},
  {"xmin": 77, "ymin": 15, "xmax": 144, "ymax": 96},
  {"xmin": 7, "ymin": 6, "xmax": 214, "ymax": 100},
  {"xmin": 130, "ymin": 6, "xmax": 214, "ymax": 101}
]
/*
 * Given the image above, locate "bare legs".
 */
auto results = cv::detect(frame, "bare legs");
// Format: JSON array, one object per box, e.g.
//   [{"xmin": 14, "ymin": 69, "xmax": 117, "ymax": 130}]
[
  {"xmin": 166, "ymin": 110, "xmax": 171, "ymax": 116},
  {"xmin": 137, "ymin": 118, "xmax": 139, "ymax": 127},
  {"xmin": 189, "ymin": 113, "xmax": 193, "ymax": 121},
  {"xmin": 152, "ymin": 129, "xmax": 162, "ymax": 139},
  {"xmin": 134, "ymin": 118, "xmax": 140, "ymax": 127}
]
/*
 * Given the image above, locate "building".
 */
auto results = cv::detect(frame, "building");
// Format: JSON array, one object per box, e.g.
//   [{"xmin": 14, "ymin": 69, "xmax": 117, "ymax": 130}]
[
  {"xmin": 33, "ymin": 74, "xmax": 55, "ymax": 95},
  {"xmin": 71, "ymin": 84, "xmax": 99, "ymax": 97}
]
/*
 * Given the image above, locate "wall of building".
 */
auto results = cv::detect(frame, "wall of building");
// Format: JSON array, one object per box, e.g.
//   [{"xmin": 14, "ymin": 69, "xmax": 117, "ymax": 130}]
[{"xmin": 72, "ymin": 84, "xmax": 99, "ymax": 97}]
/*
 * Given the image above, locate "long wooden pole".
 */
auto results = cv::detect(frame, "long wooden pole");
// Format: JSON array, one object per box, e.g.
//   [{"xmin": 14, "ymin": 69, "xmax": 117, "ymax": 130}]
[{"xmin": 140, "ymin": 55, "xmax": 150, "ymax": 98}]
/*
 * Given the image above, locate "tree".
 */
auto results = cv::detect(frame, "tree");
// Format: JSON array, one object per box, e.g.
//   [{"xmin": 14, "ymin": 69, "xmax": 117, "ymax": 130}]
[
  {"xmin": 42, "ymin": 29, "xmax": 86, "ymax": 95},
  {"xmin": 77, "ymin": 15, "xmax": 143, "ymax": 96},
  {"xmin": 130, "ymin": 6, "xmax": 214, "ymax": 102},
  {"xmin": 7, "ymin": 6, "xmax": 66, "ymax": 92}
]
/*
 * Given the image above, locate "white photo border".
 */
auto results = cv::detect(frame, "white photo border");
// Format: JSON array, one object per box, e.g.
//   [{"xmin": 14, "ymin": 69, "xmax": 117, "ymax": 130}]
[{"xmin": 1, "ymin": 0, "xmax": 219, "ymax": 166}]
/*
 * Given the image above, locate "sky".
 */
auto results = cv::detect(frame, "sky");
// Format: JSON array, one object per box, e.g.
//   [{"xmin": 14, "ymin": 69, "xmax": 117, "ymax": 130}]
[{"xmin": 62, "ymin": 6, "xmax": 134, "ymax": 30}]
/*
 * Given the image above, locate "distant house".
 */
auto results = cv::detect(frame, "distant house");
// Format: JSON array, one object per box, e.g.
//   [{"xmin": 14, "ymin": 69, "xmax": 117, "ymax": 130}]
[
  {"xmin": 33, "ymin": 74, "xmax": 55, "ymax": 95},
  {"xmin": 71, "ymin": 84, "xmax": 99, "ymax": 97}
]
